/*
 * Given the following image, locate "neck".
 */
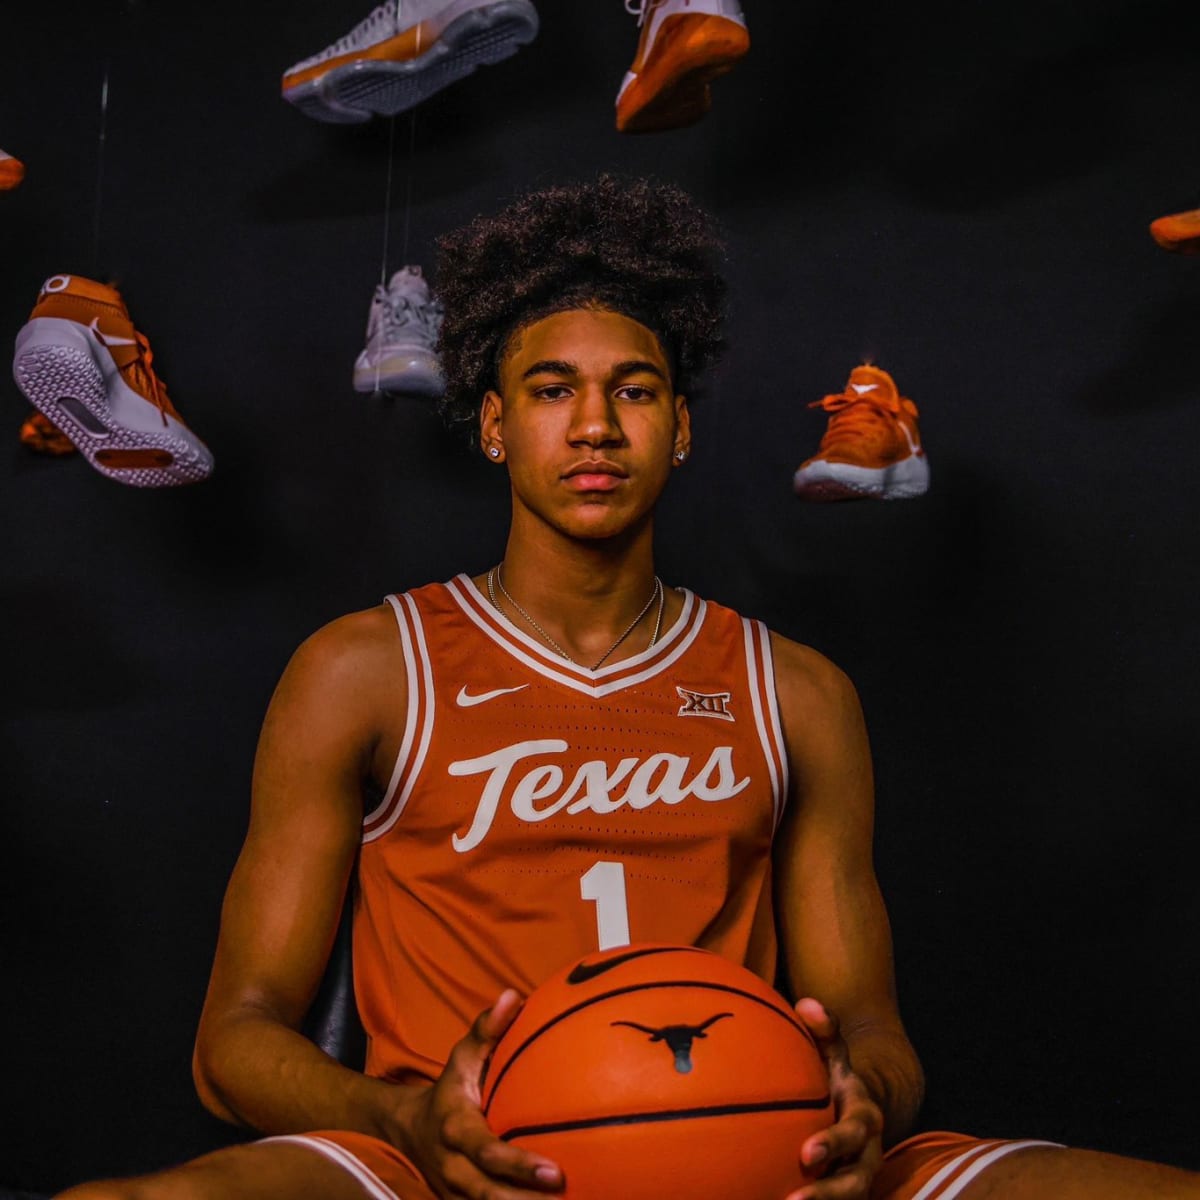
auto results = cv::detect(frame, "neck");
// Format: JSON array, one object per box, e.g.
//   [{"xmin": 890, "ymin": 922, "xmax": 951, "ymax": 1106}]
[{"xmin": 492, "ymin": 513, "xmax": 662, "ymax": 666}]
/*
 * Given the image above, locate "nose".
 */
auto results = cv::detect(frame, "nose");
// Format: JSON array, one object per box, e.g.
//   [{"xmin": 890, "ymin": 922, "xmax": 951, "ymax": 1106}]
[{"xmin": 567, "ymin": 384, "xmax": 624, "ymax": 449}]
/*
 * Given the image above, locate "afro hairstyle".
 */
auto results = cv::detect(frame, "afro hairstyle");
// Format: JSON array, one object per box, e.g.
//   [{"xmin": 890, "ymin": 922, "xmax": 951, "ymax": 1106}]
[{"xmin": 434, "ymin": 174, "xmax": 727, "ymax": 445}]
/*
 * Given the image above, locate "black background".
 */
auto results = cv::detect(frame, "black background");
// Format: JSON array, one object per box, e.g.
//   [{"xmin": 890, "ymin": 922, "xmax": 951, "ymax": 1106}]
[{"xmin": 3, "ymin": 0, "xmax": 1199, "ymax": 1191}]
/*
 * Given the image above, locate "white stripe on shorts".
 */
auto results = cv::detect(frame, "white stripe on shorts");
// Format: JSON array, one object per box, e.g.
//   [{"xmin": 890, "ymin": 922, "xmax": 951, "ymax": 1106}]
[
  {"xmin": 259, "ymin": 1134, "xmax": 401, "ymax": 1200},
  {"xmin": 915, "ymin": 1139, "xmax": 1064, "ymax": 1200}
]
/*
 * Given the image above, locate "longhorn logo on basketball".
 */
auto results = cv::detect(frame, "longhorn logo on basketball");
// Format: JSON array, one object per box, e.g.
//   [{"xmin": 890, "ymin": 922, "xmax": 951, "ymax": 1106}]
[
  {"xmin": 612, "ymin": 1012, "xmax": 733, "ymax": 1073},
  {"xmin": 448, "ymin": 738, "xmax": 751, "ymax": 852}
]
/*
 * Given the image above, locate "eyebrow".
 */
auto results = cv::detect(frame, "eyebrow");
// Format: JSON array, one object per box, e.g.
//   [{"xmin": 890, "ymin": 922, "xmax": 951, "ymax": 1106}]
[{"xmin": 520, "ymin": 358, "xmax": 669, "ymax": 382}]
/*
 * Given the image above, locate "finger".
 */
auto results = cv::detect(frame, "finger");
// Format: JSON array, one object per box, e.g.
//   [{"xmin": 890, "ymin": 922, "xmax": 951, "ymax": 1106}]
[
  {"xmin": 439, "ymin": 1148, "xmax": 563, "ymax": 1199},
  {"xmin": 801, "ymin": 1107, "xmax": 878, "ymax": 1170},
  {"xmin": 785, "ymin": 1161, "xmax": 875, "ymax": 1200},
  {"xmin": 448, "ymin": 991, "xmax": 526, "ymax": 1085},
  {"xmin": 474, "ymin": 989, "xmax": 525, "ymax": 1044},
  {"xmin": 793, "ymin": 998, "xmax": 839, "ymax": 1045},
  {"xmin": 441, "ymin": 1108, "xmax": 563, "ymax": 1192}
]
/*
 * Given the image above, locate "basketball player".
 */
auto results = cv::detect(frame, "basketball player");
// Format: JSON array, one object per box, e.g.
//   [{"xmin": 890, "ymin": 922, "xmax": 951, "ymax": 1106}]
[{"xmin": 57, "ymin": 177, "xmax": 1199, "ymax": 1200}]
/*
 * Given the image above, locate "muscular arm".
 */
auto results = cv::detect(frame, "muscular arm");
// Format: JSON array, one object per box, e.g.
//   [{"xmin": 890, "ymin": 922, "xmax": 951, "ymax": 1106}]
[
  {"xmin": 192, "ymin": 605, "xmax": 418, "ymax": 1145},
  {"xmin": 771, "ymin": 635, "xmax": 925, "ymax": 1147}
]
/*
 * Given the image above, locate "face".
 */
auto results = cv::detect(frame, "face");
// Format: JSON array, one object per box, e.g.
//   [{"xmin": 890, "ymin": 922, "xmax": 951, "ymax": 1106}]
[{"xmin": 480, "ymin": 307, "xmax": 690, "ymax": 542}]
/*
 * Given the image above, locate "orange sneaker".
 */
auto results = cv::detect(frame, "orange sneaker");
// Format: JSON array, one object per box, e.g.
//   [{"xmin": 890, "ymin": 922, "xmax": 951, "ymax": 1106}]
[
  {"xmin": 1, "ymin": 148, "xmax": 25, "ymax": 190},
  {"xmin": 1149, "ymin": 206, "xmax": 1200, "ymax": 254},
  {"xmin": 616, "ymin": 0, "xmax": 750, "ymax": 134},
  {"xmin": 19, "ymin": 411, "xmax": 78, "ymax": 456},
  {"xmin": 793, "ymin": 365, "xmax": 930, "ymax": 501},
  {"xmin": 12, "ymin": 274, "xmax": 213, "ymax": 486}
]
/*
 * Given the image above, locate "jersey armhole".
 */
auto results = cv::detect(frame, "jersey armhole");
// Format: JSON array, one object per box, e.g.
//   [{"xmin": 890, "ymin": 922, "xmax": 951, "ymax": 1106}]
[
  {"xmin": 362, "ymin": 593, "xmax": 436, "ymax": 844},
  {"xmin": 742, "ymin": 618, "xmax": 790, "ymax": 831}
]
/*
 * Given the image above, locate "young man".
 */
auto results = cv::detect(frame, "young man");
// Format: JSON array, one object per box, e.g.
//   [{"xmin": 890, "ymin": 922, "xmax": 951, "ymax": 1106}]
[{"xmin": 59, "ymin": 177, "xmax": 1199, "ymax": 1200}]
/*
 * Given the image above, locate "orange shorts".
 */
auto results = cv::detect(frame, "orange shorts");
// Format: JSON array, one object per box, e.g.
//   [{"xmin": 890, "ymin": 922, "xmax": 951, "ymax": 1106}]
[{"xmin": 262, "ymin": 1128, "xmax": 1063, "ymax": 1200}]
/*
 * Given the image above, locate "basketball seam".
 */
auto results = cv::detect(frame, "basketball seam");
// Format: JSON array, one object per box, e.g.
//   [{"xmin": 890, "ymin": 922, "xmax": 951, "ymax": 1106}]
[
  {"xmin": 496, "ymin": 1095, "xmax": 834, "ymax": 1141},
  {"xmin": 481, "ymin": 979, "xmax": 816, "ymax": 1116}
]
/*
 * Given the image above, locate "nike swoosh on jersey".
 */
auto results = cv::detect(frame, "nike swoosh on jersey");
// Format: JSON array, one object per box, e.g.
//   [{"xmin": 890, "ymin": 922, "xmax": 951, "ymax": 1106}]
[
  {"xmin": 567, "ymin": 945, "xmax": 702, "ymax": 985},
  {"xmin": 455, "ymin": 684, "xmax": 530, "ymax": 708}
]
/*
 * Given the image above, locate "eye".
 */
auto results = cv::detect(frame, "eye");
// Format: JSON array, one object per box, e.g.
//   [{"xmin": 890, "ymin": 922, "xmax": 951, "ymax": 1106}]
[
  {"xmin": 616, "ymin": 385, "xmax": 657, "ymax": 402},
  {"xmin": 534, "ymin": 384, "xmax": 572, "ymax": 401}
]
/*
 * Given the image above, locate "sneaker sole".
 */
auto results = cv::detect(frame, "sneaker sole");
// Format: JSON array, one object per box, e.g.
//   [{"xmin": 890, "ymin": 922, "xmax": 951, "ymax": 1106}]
[
  {"xmin": 14, "ymin": 320, "xmax": 213, "ymax": 488},
  {"xmin": 617, "ymin": 15, "xmax": 750, "ymax": 134},
  {"xmin": 318, "ymin": 0, "xmax": 539, "ymax": 118},
  {"xmin": 793, "ymin": 454, "xmax": 930, "ymax": 501}
]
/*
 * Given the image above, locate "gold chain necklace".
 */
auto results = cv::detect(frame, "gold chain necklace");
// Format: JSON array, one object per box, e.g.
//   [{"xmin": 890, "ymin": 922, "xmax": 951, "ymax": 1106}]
[{"xmin": 487, "ymin": 565, "xmax": 664, "ymax": 671}]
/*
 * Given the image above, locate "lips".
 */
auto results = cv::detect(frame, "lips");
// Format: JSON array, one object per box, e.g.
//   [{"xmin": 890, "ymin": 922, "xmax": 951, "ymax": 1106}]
[{"xmin": 563, "ymin": 461, "xmax": 628, "ymax": 491}]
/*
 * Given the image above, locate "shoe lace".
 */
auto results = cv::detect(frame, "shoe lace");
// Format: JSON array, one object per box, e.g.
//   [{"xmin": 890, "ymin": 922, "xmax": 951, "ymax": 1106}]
[
  {"xmin": 378, "ymin": 285, "xmax": 443, "ymax": 343},
  {"xmin": 808, "ymin": 384, "xmax": 915, "ymax": 452},
  {"xmin": 332, "ymin": 0, "xmax": 400, "ymax": 54},
  {"xmin": 625, "ymin": 0, "xmax": 692, "ymax": 25},
  {"xmin": 127, "ymin": 330, "xmax": 174, "ymax": 427}
]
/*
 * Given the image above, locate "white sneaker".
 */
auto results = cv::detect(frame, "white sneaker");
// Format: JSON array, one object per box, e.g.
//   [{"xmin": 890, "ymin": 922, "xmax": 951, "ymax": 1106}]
[
  {"xmin": 353, "ymin": 266, "xmax": 445, "ymax": 397},
  {"xmin": 282, "ymin": 0, "xmax": 539, "ymax": 124}
]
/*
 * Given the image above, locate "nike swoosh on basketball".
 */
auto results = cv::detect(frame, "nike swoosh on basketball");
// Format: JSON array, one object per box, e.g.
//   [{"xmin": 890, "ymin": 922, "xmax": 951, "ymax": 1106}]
[
  {"xmin": 567, "ymin": 946, "xmax": 701, "ymax": 985},
  {"xmin": 89, "ymin": 317, "xmax": 138, "ymax": 348},
  {"xmin": 455, "ymin": 684, "xmax": 530, "ymax": 707}
]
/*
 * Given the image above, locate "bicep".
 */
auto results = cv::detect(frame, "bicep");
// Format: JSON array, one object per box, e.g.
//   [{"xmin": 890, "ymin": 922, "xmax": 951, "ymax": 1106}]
[
  {"xmin": 199, "ymin": 614, "xmax": 400, "ymax": 1035},
  {"xmin": 772, "ymin": 639, "xmax": 901, "ymax": 1034}
]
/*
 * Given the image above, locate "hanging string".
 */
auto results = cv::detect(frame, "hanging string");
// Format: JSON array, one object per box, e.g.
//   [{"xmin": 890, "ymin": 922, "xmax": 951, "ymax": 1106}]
[
  {"xmin": 92, "ymin": 60, "xmax": 111, "ymax": 278},
  {"xmin": 378, "ymin": 115, "xmax": 398, "ymax": 287},
  {"xmin": 401, "ymin": 108, "xmax": 417, "ymax": 265}
]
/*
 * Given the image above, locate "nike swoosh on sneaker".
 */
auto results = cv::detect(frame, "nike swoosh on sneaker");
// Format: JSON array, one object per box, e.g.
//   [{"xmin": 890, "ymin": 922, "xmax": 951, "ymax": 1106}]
[
  {"xmin": 899, "ymin": 422, "xmax": 922, "ymax": 456},
  {"xmin": 455, "ymin": 683, "xmax": 530, "ymax": 707},
  {"xmin": 850, "ymin": 382, "xmax": 877, "ymax": 395},
  {"xmin": 89, "ymin": 317, "xmax": 138, "ymax": 348}
]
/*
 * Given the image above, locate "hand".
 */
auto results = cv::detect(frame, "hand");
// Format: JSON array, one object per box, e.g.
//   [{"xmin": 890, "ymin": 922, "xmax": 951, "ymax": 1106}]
[
  {"xmin": 397, "ymin": 990, "xmax": 564, "ymax": 1199},
  {"xmin": 785, "ymin": 998, "xmax": 885, "ymax": 1200}
]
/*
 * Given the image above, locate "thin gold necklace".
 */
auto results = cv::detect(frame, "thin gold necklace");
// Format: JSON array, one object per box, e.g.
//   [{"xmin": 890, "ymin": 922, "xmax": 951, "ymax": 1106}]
[{"xmin": 487, "ymin": 565, "xmax": 664, "ymax": 671}]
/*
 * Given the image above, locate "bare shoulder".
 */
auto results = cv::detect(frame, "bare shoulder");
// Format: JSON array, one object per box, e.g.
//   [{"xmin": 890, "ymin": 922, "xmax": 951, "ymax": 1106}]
[
  {"xmin": 289, "ymin": 602, "xmax": 404, "ymax": 679},
  {"xmin": 267, "ymin": 602, "xmax": 407, "ymax": 735},
  {"xmin": 767, "ymin": 630, "xmax": 863, "ymax": 732}
]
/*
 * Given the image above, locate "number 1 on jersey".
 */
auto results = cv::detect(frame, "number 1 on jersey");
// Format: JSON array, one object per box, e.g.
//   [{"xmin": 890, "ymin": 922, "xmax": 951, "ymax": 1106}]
[{"xmin": 580, "ymin": 860, "xmax": 631, "ymax": 950}]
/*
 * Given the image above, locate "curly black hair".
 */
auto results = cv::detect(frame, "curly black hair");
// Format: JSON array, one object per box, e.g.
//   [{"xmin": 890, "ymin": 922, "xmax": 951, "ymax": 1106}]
[{"xmin": 434, "ymin": 174, "xmax": 727, "ymax": 445}]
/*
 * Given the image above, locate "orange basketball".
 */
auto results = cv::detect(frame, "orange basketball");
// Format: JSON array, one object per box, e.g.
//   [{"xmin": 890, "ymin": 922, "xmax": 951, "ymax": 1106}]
[{"xmin": 481, "ymin": 943, "xmax": 834, "ymax": 1200}]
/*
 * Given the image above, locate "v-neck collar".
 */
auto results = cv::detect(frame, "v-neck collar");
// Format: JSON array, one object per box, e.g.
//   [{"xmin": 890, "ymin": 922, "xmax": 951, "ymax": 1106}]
[{"xmin": 445, "ymin": 573, "xmax": 708, "ymax": 698}]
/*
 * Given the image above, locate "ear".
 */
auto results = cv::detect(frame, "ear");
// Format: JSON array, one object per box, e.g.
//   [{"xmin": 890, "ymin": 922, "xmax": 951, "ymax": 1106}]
[
  {"xmin": 480, "ymin": 389, "xmax": 505, "ymax": 461},
  {"xmin": 672, "ymin": 394, "xmax": 691, "ymax": 465}
]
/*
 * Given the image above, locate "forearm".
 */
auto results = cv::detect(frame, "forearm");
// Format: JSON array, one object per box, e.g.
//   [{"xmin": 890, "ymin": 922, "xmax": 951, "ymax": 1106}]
[
  {"xmin": 194, "ymin": 1009, "xmax": 422, "ymax": 1146},
  {"xmin": 840, "ymin": 1021, "xmax": 925, "ymax": 1147}
]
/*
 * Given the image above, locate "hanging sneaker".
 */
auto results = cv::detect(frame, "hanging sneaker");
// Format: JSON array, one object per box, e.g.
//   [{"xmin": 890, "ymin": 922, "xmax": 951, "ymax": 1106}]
[
  {"xmin": 353, "ymin": 266, "xmax": 445, "ymax": 396},
  {"xmin": 1, "ymin": 148, "xmax": 25, "ymax": 190},
  {"xmin": 12, "ymin": 275, "xmax": 214, "ymax": 487},
  {"xmin": 616, "ymin": 0, "xmax": 750, "ymax": 134},
  {"xmin": 793, "ymin": 365, "xmax": 929, "ymax": 501},
  {"xmin": 1149, "ymin": 206, "xmax": 1200, "ymax": 254},
  {"xmin": 19, "ymin": 411, "xmax": 78, "ymax": 456},
  {"xmin": 282, "ymin": 0, "xmax": 539, "ymax": 124}
]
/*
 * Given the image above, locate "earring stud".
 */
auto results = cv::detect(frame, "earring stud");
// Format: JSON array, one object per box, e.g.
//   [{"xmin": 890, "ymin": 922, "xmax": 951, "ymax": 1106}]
[
  {"xmin": 675, "ymin": 450, "xmax": 687, "ymax": 461},
  {"xmin": 489, "ymin": 447, "xmax": 501, "ymax": 459}
]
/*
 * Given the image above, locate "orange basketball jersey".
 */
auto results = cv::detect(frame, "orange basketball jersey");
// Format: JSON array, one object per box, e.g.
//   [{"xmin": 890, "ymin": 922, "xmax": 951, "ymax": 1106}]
[{"xmin": 353, "ymin": 575, "xmax": 790, "ymax": 1085}]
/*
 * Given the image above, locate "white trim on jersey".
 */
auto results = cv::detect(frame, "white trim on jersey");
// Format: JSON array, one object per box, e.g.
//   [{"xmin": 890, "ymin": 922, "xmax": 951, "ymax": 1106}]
[
  {"xmin": 914, "ymin": 1139, "xmax": 1063, "ymax": 1200},
  {"xmin": 446, "ymin": 574, "xmax": 707, "ymax": 698},
  {"xmin": 257, "ymin": 1135, "xmax": 402, "ymax": 1200},
  {"xmin": 363, "ymin": 595, "xmax": 421, "ymax": 828},
  {"xmin": 757, "ymin": 623, "xmax": 790, "ymax": 827},
  {"xmin": 743, "ymin": 618, "xmax": 785, "ymax": 828},
  {"xmin": 363, "ymin": 594, "xmax": 437, "ymax": 843}
]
